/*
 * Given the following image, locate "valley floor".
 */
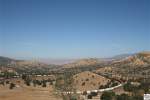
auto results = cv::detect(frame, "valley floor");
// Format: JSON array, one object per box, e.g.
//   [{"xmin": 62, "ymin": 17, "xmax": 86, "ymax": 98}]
[{"xmin": 0, "ymin": 85, "xmax": 62, "ymax": 100}]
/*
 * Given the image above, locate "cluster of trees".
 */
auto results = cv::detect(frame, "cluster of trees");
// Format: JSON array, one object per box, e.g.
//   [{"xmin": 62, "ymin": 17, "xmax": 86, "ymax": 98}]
[
  {"xmin": 0, "ymin": 80, "xmax": 16, "ymax": 89},
  {"xmin": 0, "ymin": 71, "xmax": 16, "ymax": 78},
  {"xmin": 101, "ymin": 91, "xmax": 143, "ymax": 100},
  {"xmin": 123, "ymin": 81, "xmax": 150, "ymax": 94},
  {"xmin": 62, "ymin": 94, "xmax": 79, "ymax": 100},
  {"xmin": 97, "ymin": 81, "xmax": 150, "ymax": 100},
  {"xmin": 22, "ymin": 74, "xmax": 54, "ymax": 87},
  {"xmin": 97, "ymin": 81, "xmax": 149, "ymax": 100},
  {"xmin": 99, "ymin": 80, "xmax": 119, "ymax": 89},
  {"xmin": 87, "ymin": 92, "xmax": 98, "ymax": 99},
  {"xmin": 101, "ymin": 91, "xmax": 115, "ymax": 100},
  {"xmin": 85, "ymin": 80, "xmax": 148, "ymax": 100},
  {"xmin": 24, "ymin": 78, "xmax": 53, "ymax": 87}
]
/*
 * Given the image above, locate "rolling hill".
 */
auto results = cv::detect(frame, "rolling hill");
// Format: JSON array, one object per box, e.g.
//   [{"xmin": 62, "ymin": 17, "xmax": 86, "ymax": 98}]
[
  {"xmin": 95, "ymin": 51, "xmax": 150, "ymax": 80},
  {"xmin": 0, "ymin": 56, "xmax": 19, "ymax": 66},
  {"xmin": 73, "ymin": 71, "xmax": 110, "ymax": 91}
]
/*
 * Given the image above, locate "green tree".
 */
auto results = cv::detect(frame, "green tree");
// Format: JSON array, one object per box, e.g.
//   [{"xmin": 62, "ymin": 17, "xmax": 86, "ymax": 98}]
[
  {"xmin": 25, "ymin": 79, "xmax": 31, "ymax": 86},
  {"xmin": 101, "ymin": 91, "xmax": 115, "ymax": 100},
  {"xmin": 42, "ymin": 80, "xmax": 46, "ymax": 87},
  {"xmin": 139, "ymin": 82, "xmax": 150, "ymax": 93},
  {"xmin": 22, "ymin": 74, "xmax": 27, "ymax": 80},
  {"xmin": 123, "ymin": 82, "xmax": 134, "ymax": 92},
  {"xmin": 116, "ymin": 94, "xmax": 130, "ymax": 100},
  {"xmin": 9, "ymin": 83, "xmax": 15, "ymax": 89},
  {"xmin": 87, "ymin": 94, "xmax": 92, "ymax": 99}
]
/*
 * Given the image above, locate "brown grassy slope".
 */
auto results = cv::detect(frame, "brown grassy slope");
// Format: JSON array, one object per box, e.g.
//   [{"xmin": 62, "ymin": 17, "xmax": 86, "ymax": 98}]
[
  {"xmin": 73, "ymin": 71, "xmax": 110, "ymax": 91},
  {"xmin": 0, "ymin": 83, "xmax": 62, "ymax": 100},
  {"xmin": 95, "ymin": 52, "xmax": 150, "ymax": 79}
]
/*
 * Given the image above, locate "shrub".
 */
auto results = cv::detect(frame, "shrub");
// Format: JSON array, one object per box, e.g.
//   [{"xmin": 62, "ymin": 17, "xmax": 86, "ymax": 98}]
[
  {"xmin": 6, "ymin": 81, "xmax": 9, "ymax": 84},
  {"xmin": 86, "ymin": 78, "xmax": 89, "ymax": 81},
  {"xmin": 22, "ymin": 74, "xmax": 27, "ymax": 80},
  {"xmin": 111, "ymin": 82, "xmax": 118, "ymax": 87},
  {"xmin": 25, "ymin": 79, "xmax": 31, "ymax": 86},
  {"xmin": 87, "ymin": 94, "xmax": 92, "ymax": 99},
  {"xmin": 99, "ymin": 85, "xmax": 105, "ymax": 89},
  {"xmin": 91, "ymin": 92, "xmax": 98, "ymax": 96},
  {"xmin": 82, "ymin": 82, "xmax": 85, "ymax": 86},
  {"xmin": 9, "ymin": 83, "xmax": 15, "ymax": 89},
  {"xmin": 42, "ymin": 80, "xmax": 46, "ymax": 87},
  {"xmin": 36, "ymin": 80, "xmax": 42, "ymax": 85},
  {"xmin": 92, "ymin": 75, "xmax": 95, "ymax": 78},
  {"xmin": 83, "ymin": 91, "xmax": 87, "ymax": 95}
]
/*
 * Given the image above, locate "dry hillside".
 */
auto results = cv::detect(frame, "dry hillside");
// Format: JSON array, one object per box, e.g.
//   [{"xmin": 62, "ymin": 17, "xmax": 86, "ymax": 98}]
[
  {"xmin": 96, "ymin": 52, "xmax": 150, "ymax": 80},
  {"xmin": 73, "ymin": 71, "xmax": 110, "ymax": 91},
  {"xmin": 62, "ymin": 58, "xmax": 99, "ymax": 69}
]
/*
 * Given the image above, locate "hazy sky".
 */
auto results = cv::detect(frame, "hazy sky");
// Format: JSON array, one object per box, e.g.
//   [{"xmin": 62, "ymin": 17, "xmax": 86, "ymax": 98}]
[{"xmin": 0, "ymin": 0, "xmax": 150, "ymax": 59}]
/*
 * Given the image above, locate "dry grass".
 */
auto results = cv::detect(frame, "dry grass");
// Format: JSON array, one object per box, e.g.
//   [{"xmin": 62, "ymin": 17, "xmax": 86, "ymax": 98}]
[
  {"xmin": 73, "ymin": 71, "xmax": 110, "ymax": 91},
  {"xmin": 0, "ymin": 83, "xmax": 62, "ymax": 100}
]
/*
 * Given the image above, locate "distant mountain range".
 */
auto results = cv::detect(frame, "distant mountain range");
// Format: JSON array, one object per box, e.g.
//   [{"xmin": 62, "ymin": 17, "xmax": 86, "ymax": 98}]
[
  {"xmin": 0, "ymin": 51, "xmax": 149, "ymax": 80},
  {"xmin": 0, "ymin": 51, "xmax": 149, "ymax": 67},
  {"xmin": 0, "ymin": 56, "xmax": 20, "ymax": 66},
  {"xmin": 111, "ymin": 51, "xmax": 150, "ymax": 67},
  {"xmin": 37, "ymin": 58, "xmax": 77, "ymax": 65},
  {"xmin": 109, "ymin": 53, "xmax": 133, "ymax": 60}
]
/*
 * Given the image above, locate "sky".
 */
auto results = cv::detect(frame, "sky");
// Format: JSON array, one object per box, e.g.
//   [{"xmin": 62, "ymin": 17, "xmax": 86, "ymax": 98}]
[{"xmin": 0, "ymin": 0, "xmax": 150, "ymax": 59}]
